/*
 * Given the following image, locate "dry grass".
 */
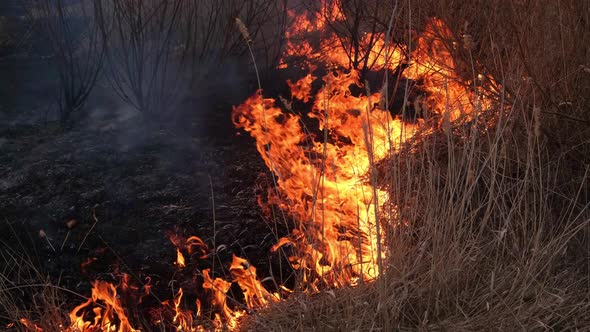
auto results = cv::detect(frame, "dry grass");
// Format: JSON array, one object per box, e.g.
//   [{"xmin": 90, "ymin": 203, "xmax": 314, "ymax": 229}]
[
  {"xmin": 243, "ymin": 111, "xmax": 590, "ymax": 330},
  {"xmin": 0, "ymin": 228, "xmax": 69, "ymax": 331}
]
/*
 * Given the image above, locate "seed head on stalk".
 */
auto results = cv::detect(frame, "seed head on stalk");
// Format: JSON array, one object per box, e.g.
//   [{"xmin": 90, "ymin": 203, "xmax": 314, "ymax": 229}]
[{"xmin": 236, "ymin": 18, "xmax": 252, "ymax": 44}]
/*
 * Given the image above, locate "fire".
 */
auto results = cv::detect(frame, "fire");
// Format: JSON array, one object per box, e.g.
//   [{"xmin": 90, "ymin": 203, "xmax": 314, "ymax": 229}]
[
  {"xmin": 18, "ymin": 1, "xmax": 498, "ymax": 331},
  {"xmin": 186, "ymin": 236, "xmax": 208, "ymax": 256},
  {"xmin": 170, "ymin": 234, "xmax": 208, "ymax": 269},
  {"xmin": 69, "ymin": 280, "xmax": 138, "ymax": 332},
  {"xmin": 201, "ymin": 268, "xmax": 243, "ymax": 330},
  {"xmin": 169, "ymin": 288, "xmax": 196, "ymax": 330},
  {"xmin": 233, "ymin": 77, "xmax": 403, "ymax": 288},
  {"xmin": 19, "ymin": 319, "xmax": 43, "ymax": 332},
  {"xmin": 80, "ymin": 257, "xmax": 97, "ymax": 274},
  {"xmin": 229, "ymin": 254, "xmax": 280, "ymax": 310},
  {"xmin": 233, "ymin": 3, "xmax": 496, "ymax": 291},
  {"xmin": 51, "ymin": 237, "xmax": 271, "ymax": 331}
]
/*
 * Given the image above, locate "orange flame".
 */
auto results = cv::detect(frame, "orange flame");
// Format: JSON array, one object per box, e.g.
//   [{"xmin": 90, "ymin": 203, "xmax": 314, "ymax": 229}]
[
  {"xmin": 80, "ymin": 257, "xmax": 97, "ymax": 274},
  {"xmin": 229, "ymin": 254, "xmax": 280, "ymax": 310},
  {"xmin": 19, "ymin": 319, "xmax": 43, "ymax": 332},
  {"xmin": 201, "ymin": 269, "xmax": 244, "ymax": 330},
  {"xmin": 176, "ymin": 248, "xmax": 186, "ymax": 268},
  {"xmin": 186, "ymin": 236, "xmax": 208, "ymax": 257},
  {"xmin": 171, "ymin": 288, "xmax": 195, "ymax": 330},
  {"xmin": 69, "ymin": 280, "xmax": 138, "ymax": 332},
  {"xmin": 234, "ymin": 4, "xmax": 496, "ymax": 290}
]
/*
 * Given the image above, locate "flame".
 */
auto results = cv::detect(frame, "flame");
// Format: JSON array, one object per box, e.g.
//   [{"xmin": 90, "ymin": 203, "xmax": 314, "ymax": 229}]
[
  {"xmin": 233, "ymin": 79, "xmax": 404, "ymax": 288},
  {"xmin": 139, "ymin": 277, "xmax": 151, "ymax": 304},
  {"xmin": 80, "ymin": 257, "xmax": 97, "ymax": 274},
  {"xmin": 186, "ymin": 236, "xmax": 208, "ymax": 257},
  {"xmin": 281, "ymin": 2, "xmax": 404, "ymax": 70},
  {"xmin": 171, "ymin": 288, "xmax": 194, "ymax": 330},
  {"xmin": 59, "ymin": 244, "xmax": 258, "ymax": 331},
  {"xmin": 233, "ymin": 3, "xmax": 496, "ymax": 290},
  {"xmin": 19, "ymin": 319, "xmax": 43, "ymax": 332},
  {"xmin": 170, "ymin": 234, "xmax": 209, "ymax": 268},
  {"xmin": 176, "ymin": 248, "xmax": 186, "ymax": 268},
  {"xmin": 229, "ymin": 254, "xmax": 280, "ymax": 310},
  {"xmin": 201, "ymin": 269, "xmax": 244, "ymax": 330},
  {"xmin": 286, "ymin": 65, "xmax": 316, "ymax": 103},
  {"xmin": 69, "ymin": 280, "xmax": 138, "ymax": 332}
]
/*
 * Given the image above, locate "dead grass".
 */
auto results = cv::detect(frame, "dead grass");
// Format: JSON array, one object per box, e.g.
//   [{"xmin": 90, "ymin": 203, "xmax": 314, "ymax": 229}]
[
  {"xmin": 244, "ymin": 115, "xmax": 590, "ymax": 330},
  {"xmin": 0, "ymin": 227, "xmax": 70, "ymax": 331}
]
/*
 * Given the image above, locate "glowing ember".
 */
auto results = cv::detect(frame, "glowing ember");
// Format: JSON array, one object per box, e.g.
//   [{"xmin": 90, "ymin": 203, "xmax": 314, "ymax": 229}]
[{"xmin": 80, "ymin": 257, "xmax": 97, "ymax": 274}]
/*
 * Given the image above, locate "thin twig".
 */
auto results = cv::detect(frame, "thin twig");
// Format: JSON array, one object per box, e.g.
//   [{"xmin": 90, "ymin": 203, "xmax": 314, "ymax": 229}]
[{"xmin": 76, "ymin": 205, "xmax": 100, "ymax": 254}]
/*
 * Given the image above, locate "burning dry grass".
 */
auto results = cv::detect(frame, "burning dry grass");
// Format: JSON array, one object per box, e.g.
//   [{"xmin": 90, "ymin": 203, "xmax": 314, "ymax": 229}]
[{"xmin": 241, "ymin": 1, "xmax": 590, "ymax": 330}]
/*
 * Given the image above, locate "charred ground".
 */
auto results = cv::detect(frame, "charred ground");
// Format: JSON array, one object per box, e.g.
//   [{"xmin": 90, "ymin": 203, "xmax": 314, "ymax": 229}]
[{"xmin": 0, "ymin": 51, "xmax": 298, "ymax": 326}]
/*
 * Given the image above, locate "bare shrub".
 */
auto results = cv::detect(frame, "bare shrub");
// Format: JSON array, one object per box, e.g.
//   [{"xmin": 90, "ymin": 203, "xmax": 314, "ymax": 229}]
[
  {"xmin": 29, "ymin": 0, "xmax": 105, "ymax": 126},
  {"xmin": 93, "ymin": 0, "xmax": 286, "ymax": 125},
  {"xmin": 93, "ymin": 0, "xmax": 185, "ymax": 124},
  {"xmin": 178, "ymin": 0, "xmax": 288, "ymax": 82},
  {"xmin": 276, "ymin": 0, "xmax": 418, "ymax": 76}
]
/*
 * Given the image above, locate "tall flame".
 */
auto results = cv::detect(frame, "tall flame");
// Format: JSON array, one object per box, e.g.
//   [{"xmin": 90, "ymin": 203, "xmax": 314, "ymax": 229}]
[{"xmin": 233, "ymin": 6, "xmax": 495, "ymax": 290}]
